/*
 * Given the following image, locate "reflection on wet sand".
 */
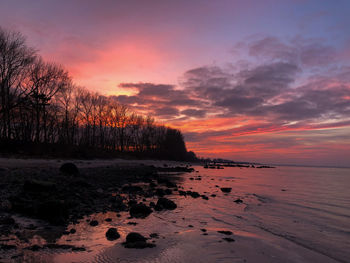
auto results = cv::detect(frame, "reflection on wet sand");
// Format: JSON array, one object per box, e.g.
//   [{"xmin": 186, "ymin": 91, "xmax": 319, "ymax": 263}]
[{"xmin": 1, "ymin": 165, "xmax": 350, "ymax": 263}]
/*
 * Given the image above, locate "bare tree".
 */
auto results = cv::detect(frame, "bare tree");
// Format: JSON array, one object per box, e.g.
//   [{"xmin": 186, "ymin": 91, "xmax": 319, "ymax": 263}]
[
  {"xmin": 0, "ymin": 27, "xmax": 194, "ymax": 161},
  {"xmin": 0, "ymin": 27, "xmax": 36, "ymax": 139}
]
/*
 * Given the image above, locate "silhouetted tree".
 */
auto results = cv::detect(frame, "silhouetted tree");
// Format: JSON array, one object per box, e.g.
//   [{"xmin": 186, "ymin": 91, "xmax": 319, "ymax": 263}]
[{"xmin": 0, "ymin": 27, "xmax": 197, "ymax": 161}]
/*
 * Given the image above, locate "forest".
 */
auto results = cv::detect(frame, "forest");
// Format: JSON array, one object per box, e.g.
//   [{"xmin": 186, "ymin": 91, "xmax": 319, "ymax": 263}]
[{"xmin": 0, "ymin": 27, "xmax": 197, "ymax": 161}]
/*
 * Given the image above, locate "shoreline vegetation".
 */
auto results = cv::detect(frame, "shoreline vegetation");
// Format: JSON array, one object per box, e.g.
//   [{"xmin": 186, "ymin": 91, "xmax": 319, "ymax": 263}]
[{"xmin": 0, "ymin": 27, "xmax": 197, "ymax": 162}]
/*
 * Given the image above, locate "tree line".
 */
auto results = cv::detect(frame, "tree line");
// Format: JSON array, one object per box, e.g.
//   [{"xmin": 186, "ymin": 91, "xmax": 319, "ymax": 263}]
[{"xmin": 0, "ymin": 27, "xmax": 196, "ymax": 161}]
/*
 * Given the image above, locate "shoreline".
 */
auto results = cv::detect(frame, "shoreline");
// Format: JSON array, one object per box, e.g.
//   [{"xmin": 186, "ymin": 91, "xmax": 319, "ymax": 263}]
[
  {"xmin": 0, "ymin": 157, "xmax": 196, "ymax": 169},
  {"xmin": 0, "ymin": 158, "xmax": 195, "ymax": 261}
]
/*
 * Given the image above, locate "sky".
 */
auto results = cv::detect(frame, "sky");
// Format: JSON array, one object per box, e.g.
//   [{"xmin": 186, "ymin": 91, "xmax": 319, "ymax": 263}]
[{"xmin": 1, "ymin": 0, "xmax": 350, "ymax": 166}]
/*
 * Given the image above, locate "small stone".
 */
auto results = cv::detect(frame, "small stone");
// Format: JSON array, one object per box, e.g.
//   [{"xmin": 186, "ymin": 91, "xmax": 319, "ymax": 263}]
[
  {"xmin": 218, "ymin": 230, "xmax": 233, "ymax": 235},
  {"xmin": 234, "ymin": 198, "xmax": 243, "ymax": 204},
  {"xmin": 223, "ymin": 237, "xmax": 235, "ymax": 242},
  {"xmin": 220, "ymin": 188, "xmax": 232, "ymax": 193},
  {"xmin": 89, "ymin": 220, "xmax": 98, "ymax": 226}
]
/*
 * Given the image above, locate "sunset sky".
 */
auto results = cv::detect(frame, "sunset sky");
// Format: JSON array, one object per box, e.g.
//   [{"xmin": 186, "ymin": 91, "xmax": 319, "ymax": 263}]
[{"xmin": 1, "ymin": 0, "xmax": 350, "ymax": 166}]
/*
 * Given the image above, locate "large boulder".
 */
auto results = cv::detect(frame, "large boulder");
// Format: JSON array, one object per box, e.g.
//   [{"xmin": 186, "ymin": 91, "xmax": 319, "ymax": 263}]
[
  {"xmin": 129, "ymin": 203, "xmax": 152, "ymax": 218},
  {"xmin": 106, "ymin": 228, "xmax": 120, "ymax": 241},
  {"xmin": 155, "ymin": 197, "xmax": 177, "ymax": 211},
  {"xmin": 126, "ymin": 232, "xmax": 146, "ymax": 243},
  {"xmin": 123, "ymin": 232, "xmax": 155, "ymax": 249}
]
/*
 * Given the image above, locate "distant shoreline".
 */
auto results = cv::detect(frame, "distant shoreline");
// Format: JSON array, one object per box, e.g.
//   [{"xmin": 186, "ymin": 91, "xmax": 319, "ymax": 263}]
[{"xmin": 269, "ymin": 163, "xmax": 350, "ymax": 169}]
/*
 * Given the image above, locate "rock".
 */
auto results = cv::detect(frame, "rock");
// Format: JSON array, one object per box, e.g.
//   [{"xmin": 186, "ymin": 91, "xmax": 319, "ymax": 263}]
[
  {"xmin": 234, "ymin": 198, "xmax": 243, "ymax": 204},
  {"xmin": 189, "ymin": 191, "xmax": 200, "ymax": 198},
  {"xmin": 126, "ymin": 232, "xmax": 146, "ymax": 243},
  {"xmin": 129, "ymin": 203, "xmax": 152, "ymax": 218},
  {"xmin": 70, "ymin": 228, "xmax": 76, "ymax": 234},
  {"xmin": 124, "ymin": 241, "xmax": 156, "ymax": 249},
  {"xmin": 37, "ymin": 200, "xmax": 69, "ymax": 225},
  {"xmin": 106, "ymin": 228, "xmax": 120, "ymax": 241},
  {"xmin": 201, "ymin": 195, "xmax": 209, "ymax": 200},
  {"xmin": 89, "ymin": 220, "xmax": 99, "ymax": 226},
  {"xmin": 155, "ymin": 197, "xmax": 177, "ymax": 211},
  {"xmin": 218, "ymin": 230, "xmax": 233, "ymax": 235},
  {"xmin": 223, "ymin": 237, "xmax": 235, "ymax": 242},
  {"xmin": 220, "ymin": 187, "xmax": 232, "ymax": 193},
  {"xmin": 200, "ymin": 228, "xmax": 207, "ymax": 232},
  {"xmin": 59, "ymin": 163, "xmax": 79, "ymax": 176},
  {"xmin": 149, "ymin": 233, "xmax": 159, "ymax": 238},
  {"xmin": 123, "ymin": 232, "xmax": 155, "ymax": 249},
  {"xmin": 105, "ymin": 218, "xmax": 112, "ymax": 222}
]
